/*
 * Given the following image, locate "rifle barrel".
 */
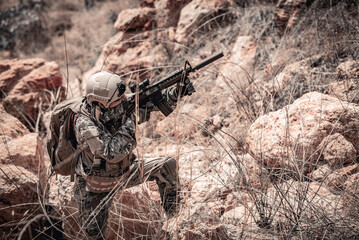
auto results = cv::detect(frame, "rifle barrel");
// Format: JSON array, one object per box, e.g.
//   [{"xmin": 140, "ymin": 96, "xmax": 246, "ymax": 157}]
[{"xmin": 193, "ymin": 52, "xmax": 224, "ymax": 71}]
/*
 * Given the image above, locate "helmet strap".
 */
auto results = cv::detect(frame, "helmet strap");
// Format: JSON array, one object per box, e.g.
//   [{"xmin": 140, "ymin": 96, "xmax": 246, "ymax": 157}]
[{"xmin": 94, "ymin": 106, "xmax": 102, "ymax": 122}]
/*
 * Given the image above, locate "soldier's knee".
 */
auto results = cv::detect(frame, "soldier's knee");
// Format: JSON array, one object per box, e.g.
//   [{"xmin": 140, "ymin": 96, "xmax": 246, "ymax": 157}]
[
  {"xmin": 164, "ymin": 156, "xmax": 176, "ymax": 168},
  {"xmin": 162, "ymin": 157, "xmax": 177, "ymax": 179}
]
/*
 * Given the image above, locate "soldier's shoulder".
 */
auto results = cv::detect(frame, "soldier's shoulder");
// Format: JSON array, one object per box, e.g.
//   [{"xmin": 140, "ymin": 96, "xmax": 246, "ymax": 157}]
[{"xmin": 76, "ymin": 113, "xmax": 96, "ymax": 130}]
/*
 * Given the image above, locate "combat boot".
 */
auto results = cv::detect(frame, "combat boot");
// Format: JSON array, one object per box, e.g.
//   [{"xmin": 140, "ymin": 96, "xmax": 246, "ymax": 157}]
[{"xmin": 160, "ymin": 187, "xmax": 181, "ymax": 217}]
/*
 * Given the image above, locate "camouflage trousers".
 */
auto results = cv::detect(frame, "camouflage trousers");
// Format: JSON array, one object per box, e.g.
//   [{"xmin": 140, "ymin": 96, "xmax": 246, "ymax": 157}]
[{"xmin": 74, "ymin": 156, "xmax": 180, "ymax": 240}]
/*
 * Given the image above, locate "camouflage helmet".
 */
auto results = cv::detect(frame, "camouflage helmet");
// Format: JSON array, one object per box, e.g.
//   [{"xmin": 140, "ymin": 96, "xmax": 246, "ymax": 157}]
[{"xmin": 86, "ymin": 71, "xmax": 126, "ymax": 108}]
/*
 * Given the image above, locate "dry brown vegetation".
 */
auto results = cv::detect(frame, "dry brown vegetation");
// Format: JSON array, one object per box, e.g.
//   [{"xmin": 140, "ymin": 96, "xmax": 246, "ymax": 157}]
[{"xmin": 1, "ymin": 0, "xmax": 359, "ymax": 239}]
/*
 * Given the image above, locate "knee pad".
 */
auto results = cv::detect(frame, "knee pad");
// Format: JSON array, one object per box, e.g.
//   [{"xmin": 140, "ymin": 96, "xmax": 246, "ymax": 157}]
[{"xmin": 162, "ymin": 157, "xmax": 177, "ymax": 180}]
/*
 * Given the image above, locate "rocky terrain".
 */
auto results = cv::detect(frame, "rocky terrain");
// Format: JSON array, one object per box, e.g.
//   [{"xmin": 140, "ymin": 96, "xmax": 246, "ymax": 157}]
[{"xmin": 0, "ymin": 0, "xmax": 359, "ymax": 239}]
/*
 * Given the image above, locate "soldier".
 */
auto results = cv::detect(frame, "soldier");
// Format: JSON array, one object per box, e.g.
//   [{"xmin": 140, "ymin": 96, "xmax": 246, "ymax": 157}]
[{"xmin": 73, "ymin": 71, "xmax": 194, "ymax": 239}]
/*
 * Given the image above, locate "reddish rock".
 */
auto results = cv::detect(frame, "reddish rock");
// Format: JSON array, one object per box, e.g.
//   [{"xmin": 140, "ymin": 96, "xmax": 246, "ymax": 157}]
[
  {"xmin": 155, "ymin": 0, "xmax": 191, "ymax": 12},
  {"xmin": 154, "ymin": 0, "xmax": 192, "ymax": 27},
  {"xmin": 318, "ymin": 133, "xmax": 357, "ymax": 167},
  {"xmin": 0, "ymin": 103, "xmax": 29, "ymax": 138},
  {"xmin": 0, "ymin": 58, "xmax": 45, "ymax": 92},
  {"xmin": 336, "ymin": 59, "xmax": 359, "ymax": 79},
  {"xmin": 175, "ymin": 0, "xmax": 233, "ymax": 43},
  {"xmin": 345, "ymin": 171, "xmax": 359, "ymax": 195},
  {"xmin": 0, "ymin": 164, "xmax": 39, "ymax": 223},
  {"xmin": 0, "ymin": 104, "xmax": 48, "ymax": 235},
  {"xmin": 0, "ymin": 58, "xmax": 64, "ymax": 129},
  {"xmin": 218, "ymin": 36, "xmax": 256, "ymax": 89},
  {"xmin": 244, "ymin": 55, "xmax": 324, "ymax": 115},
  {"xmin": 0, "ymin": 132, "xmax": 46, "ymax": 174},
  {"xmin": 274, "ymin": 56, "xmax": 319, "ymax": 92},
  {"xmin": 18, "ymin": 61, "xmax": 62, "ymax": 90},
  {"xmin": 114, "ymin": 7, "xmax": 156, "ymax": 31},
  {"xmin": 237, "ymin": 154, "xmax": 271, "ymax": 190},
  {"xmin": 328, "ymin": 59, "xmax": 359, "ymax": 103},
  {"xmin": 323, "ymin": 164, "xmax": 359, "ymax": 190},
  {"xmin": 328, "ymin": 79, "xmax": 359, "ymax": 104},
  {"xmin": 83, "ymin": 35, "xmax": 170, "ymax": 91},
  {"xmin": 245, "ymin": 92, "xmax": 359, "ymax": 173},
  {"xmin": 310, "ymin": 162, "xmax": 359, "ymax": 190},
  {"xmin": 310, "ymin": 164, "xmax": 331, "ymax": 181}
]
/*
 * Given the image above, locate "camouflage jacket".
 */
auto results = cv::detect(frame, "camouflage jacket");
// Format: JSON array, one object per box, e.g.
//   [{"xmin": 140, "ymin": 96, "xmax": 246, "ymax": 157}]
[{"xmin": 74, "ymin": 87, "xmax": 180, "ymax": 177}]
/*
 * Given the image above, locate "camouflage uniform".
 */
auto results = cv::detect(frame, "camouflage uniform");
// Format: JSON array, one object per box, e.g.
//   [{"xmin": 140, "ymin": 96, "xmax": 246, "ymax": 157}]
[{"xmin": 73, "ymin": 88, "xmax": 180, "ymax": 240}]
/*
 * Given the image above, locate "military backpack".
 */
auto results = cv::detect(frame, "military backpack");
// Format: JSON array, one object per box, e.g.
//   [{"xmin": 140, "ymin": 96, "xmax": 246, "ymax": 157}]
[{"xmin": 47, "ymin": 97, "xmax": 83, "ymax": 181}]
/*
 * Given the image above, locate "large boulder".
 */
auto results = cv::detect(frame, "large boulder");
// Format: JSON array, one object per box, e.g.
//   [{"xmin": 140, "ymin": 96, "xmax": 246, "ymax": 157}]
[
  {"xmin": 323, "ymin": 164, "xmax": 359, "ymax": 190},
  {"xmin": 115, "ymin": 0, "xmax": 191, "ymax": 32},
  {"xmin": 82, "ymin": 31, "xmax": 171, "ymax": 92},
  {"xmin": 336, "ymin": 58, "xmax": 359, "ymax": 79},
  {"xmin": 328, "ymin": 79, "xmax": 359, "ymax": 104},
  {"xmin": 0, "ymin": 103, "xmax": 29, "ymax": 138},
  {"xmin": 154, "ymin": 0, "xmax": 192, "ymax": 28},
  {"xmin": 237, "ymin": 154, "xmax": 271, "ymax": 190},
  {"xmin": 244, "ymin": 55, "xmax": 329, "ymax": 116},
  {"xmin": 0, "ymin": 58, "xmax": 64, "ymax": 129},
  {"xmin": 175, "ymin": 0, "xmax": 235, "ymax": 44},
  {"xmin": 0, "ymin": 58, "xmax": 44, "ymax": 91},
  {"xmin": 245, "ymin": 92, "xmax": 359, "ymax": 173},
  {"xmin": 327, "ymin": 59, "xmax": 359, "ymax": 104},
  {"xmin": 317, "ymin": 133, "xmax": 357, "ymax": 167},
  {"xmin": 0, "ymin": 104, "xmax": 46, "ymax": 175},
  {"xmin": 0, "ymin": 164, "xmax": 39, "ymax": 223},
  {"xmin": 217, "ymin": 35, "xmax": 257, "ymax": 89},
  {"xmin": 114, "ymin": 7, "xmax": 156, "ymax": 31},
  {"xmin": 310, "ymin": 163, "xmax": 359, "ymax": 191},
  {"xmin": 0, "ymin": 132, "xmax": 46, "ymax": 173},
  {"xmin": 0, "ymin": 105, "xmax": 48, "ymax": 237}
]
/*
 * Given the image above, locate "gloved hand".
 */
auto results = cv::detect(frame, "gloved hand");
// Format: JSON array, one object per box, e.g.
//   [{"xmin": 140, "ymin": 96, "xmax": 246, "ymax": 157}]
[
  {"xmin": 176, "ymin": 77, "xmax": 196, "ymax": 97},
  {"xmin": 138, "ymin": 101, "xmax": 154, "ymax": 124}
]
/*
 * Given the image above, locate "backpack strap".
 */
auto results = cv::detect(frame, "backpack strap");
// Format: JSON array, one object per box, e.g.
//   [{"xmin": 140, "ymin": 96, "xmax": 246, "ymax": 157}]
[
  {"xmin": 70, "ymin": 107, "xmax": 82, "ymax": 182},
  {"xmin": 70, "ymin": 148, "xmax": 82, "ymax": 182}
]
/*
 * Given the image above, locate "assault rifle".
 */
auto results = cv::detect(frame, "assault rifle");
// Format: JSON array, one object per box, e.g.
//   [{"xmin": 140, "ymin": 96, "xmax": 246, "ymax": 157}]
[{"xmin": 100, "ymin": 52, "xmax": 224, "ymax": 125}]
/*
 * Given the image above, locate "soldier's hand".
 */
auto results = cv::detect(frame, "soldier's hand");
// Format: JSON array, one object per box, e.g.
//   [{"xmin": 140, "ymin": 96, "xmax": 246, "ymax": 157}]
[
  {"xmin": 138, "ymin": 102, "xmax": 154, "ymax": 123},
  {"xmin": 177, "ymin": 78, "xmax": 196, "ymax": 97}
]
